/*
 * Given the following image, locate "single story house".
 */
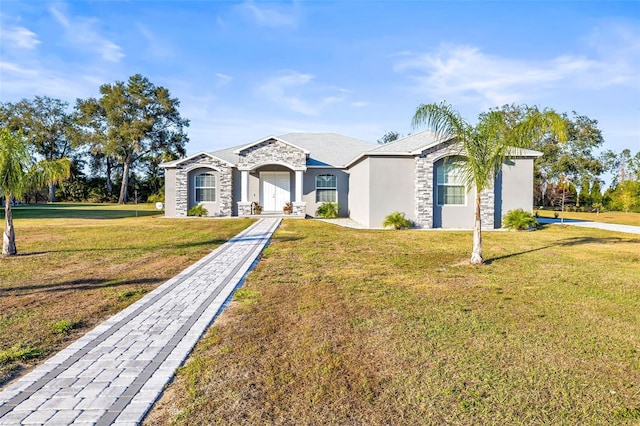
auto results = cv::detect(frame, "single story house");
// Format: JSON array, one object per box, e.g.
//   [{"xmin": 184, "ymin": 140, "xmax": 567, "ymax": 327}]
[{"xmin": 160, "ymin": 131, "xmax": 541, "ymax": 229}]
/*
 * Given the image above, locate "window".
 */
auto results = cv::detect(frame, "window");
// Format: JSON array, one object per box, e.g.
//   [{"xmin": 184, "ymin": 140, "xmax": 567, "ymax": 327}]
[
  {"xmin": 195, "ymin": 173, "xmax": 216, "ymax": 202},
  {"xmin": 316, "ymin": 174, "xmax": 337, "ymax": 202},
  {"xmin": 437, "ymin": 161, "xmax": 465, "ymax": 205}
]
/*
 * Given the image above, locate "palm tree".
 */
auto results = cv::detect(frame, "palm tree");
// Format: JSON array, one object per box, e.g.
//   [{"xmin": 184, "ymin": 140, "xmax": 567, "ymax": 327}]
[
  {"xmin": 413, "ymin": 101, "xmax": 566, "ymax": 265},
  {"xmin": 0, "ymin": 128, "xmax": 70, "ymax": 256}
]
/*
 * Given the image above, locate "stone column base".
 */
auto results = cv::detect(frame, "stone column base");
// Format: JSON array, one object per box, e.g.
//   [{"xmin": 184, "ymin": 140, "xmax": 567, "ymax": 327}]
[
  {"xmin": 292, "ymin": 201, "xmax": 306, "ymax": 216},
  {"xmin": 238, "ymin": 201, "xmax": 252, "ymax": 216}
]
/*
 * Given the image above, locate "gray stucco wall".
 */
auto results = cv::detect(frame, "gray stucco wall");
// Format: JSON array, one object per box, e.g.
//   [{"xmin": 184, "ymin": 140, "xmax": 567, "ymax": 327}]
[
  {"xmin": 303, "ymin": 168, "xmax": 349, "ymax": 217},
  {"xmin": 348, "ymin": 158, "xmax": 371, "ymax": 226},
  {"xmin": 368, "ymin": 156, "xmax": 415, "ymax": 228},
  {"xmin": 498, "ymin": 157, "xmax": 536, "ymax": 224},
  {"xmin": 164, "ymin": 168, "xmax": 176, "ymax": 217}
]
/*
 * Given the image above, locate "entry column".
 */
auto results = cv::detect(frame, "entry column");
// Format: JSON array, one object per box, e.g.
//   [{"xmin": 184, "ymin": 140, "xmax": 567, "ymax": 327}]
[
  {"xmin": 292, "ymin": 169, "xmax": 306, "ymax": 216},
  {"xmin": 295, "ymin": 170, "xmax": 303, "ymax": 202},
  {"xmin": 237, "ymin": 169, "xmax": 252, "ymax": 215}
]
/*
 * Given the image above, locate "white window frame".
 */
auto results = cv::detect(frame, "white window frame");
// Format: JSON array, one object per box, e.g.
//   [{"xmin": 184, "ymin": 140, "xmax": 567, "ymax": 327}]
[
  {"xmin": 316, "ymin": 174, "xmax": 337, "ymax": 203},
  {"xmin": 195, "ymin": 172, "xmax": 216, "ymax": 203},
  {"xmin": 436, "ymin": 161, "xmax": 466, "ymax": 206}
]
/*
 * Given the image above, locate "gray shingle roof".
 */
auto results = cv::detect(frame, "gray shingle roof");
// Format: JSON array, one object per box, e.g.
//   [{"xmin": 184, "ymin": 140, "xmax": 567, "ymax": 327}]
[
  {"xmin": 162, "ymin": 131, "xmax": 540, "ymax": 169},
  {"xmin": 278, "ymin": 133, "xmax": 376, "ymax": 167},
  {"xmin": 369, "ymin": 130, "xmax": 454, "ymax": 154}
]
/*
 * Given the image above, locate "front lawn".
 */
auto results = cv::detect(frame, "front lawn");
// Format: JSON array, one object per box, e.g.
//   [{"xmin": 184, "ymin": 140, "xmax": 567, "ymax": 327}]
[
  {"xmin": 0, "ymin": 204, "xmax": 254, "ymax": 386},
  {"xmin": 147, "ymin": 220, "xmax": 640, "ymax": 425}
]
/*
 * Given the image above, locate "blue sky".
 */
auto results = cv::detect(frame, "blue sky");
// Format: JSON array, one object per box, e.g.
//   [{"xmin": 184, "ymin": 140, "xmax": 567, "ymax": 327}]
[{"xmin": 1, "ymin": 1, "xmax": 639, "ymax": 168}]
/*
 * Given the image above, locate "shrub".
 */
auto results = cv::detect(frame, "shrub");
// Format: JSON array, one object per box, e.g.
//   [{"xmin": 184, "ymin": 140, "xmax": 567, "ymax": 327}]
[
  {"xmin": 316, "ymin": 202, "xmax": 339, "ymax": 218},
  {"xmin": 51, "ymin": 320, "xmax": 80, "ymax": 335},
  {"xmin": 147, "ymin": 192, "xmax": 165, "ymax": 203},
  {"xmin": 503, "ymin": 208, "xmax": 538, "ymax": 230},
  {"xmin": 383, "ymin": 212, "xmax": 412, "ymax": 230},
  {"xmin": 0, "ymin": 345, "xmax": 45, "ymax": 365},
  {"xmin": 554, "ymin": 212, "xmax": 559, "ymax": 219},
  {"xmin": 188, "ymin": 204, "xmax": 208, "ymax": 217}
]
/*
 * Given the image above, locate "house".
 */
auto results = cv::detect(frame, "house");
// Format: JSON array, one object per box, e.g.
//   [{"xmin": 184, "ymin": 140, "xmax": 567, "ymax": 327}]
[{"xmin": 160, "ymin": 131, "xmax": 541, "ymax": 229}]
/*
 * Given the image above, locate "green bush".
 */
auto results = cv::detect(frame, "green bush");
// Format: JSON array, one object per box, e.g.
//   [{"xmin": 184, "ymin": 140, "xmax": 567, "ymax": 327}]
[
  {"xmin": 0, "ymin": 345, "xmax": 45, "ymax": 365},
  {"xmin": 51, "ymin": 319, "xmax": 83, "ymax": 335},
  {"xmin": 503, "ymin": 208, "xmax": 538, "ymax": 230},
  {"xmin": 147, "ymin": 192, "xmax": 165, "ymax": 203},
  {"xmin": 188, "ymin": 204, "xmax": 208, "ymax": 217},
  {"xmin": 383, "ymin": 212, "xmax": 412, "ymax": 230},
  {"xmin": 316, "ymin": 202, "xmax": 339, "ymax": 218}
]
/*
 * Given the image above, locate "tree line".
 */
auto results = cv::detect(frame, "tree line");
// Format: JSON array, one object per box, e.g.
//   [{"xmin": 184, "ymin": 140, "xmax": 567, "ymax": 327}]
[{"xmin": 0, "ymin": 74, "xmax": 189, "ymax": 206}]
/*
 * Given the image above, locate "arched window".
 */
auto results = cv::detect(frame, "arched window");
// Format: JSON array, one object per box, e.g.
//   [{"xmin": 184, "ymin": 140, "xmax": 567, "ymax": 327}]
[
  {"xmin": 436, "ymin": 160, "xmax": 465, "ymax": 205},
  {"xmin": 316, "ymin": 174, "xmax": 337, "ymax": 202},
  {"xmin": 195, "ymin": 173, "xmax": 216, "ymax": 202}
]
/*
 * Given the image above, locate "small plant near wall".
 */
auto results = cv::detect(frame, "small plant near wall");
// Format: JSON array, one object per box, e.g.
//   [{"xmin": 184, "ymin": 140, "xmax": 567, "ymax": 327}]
[
  {"xmin": 252, "ymin": 201, "xmax": 262, "ymax": 215},
  {"xmin": 283, "ymin": 202, "xmax": 293, "ymax": 214},
  {"xmin": 503, "ymin": 208, "xmax": 538, "ymax": 230},
  {"xmin": 188, "ymin": 204, "xmax": 208, "ymax": 217},
  {"xmin": 383, "ymin": 212, "xmax": 412, "ymax": 230},
  {"xmin": 316, "ymin": 202, "xmax": 339, "ymax": 218}
]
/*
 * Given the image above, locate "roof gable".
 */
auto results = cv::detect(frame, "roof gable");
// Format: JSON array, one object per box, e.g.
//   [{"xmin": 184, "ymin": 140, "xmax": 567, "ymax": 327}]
[
  {"xmin": 233, "ymin": 135, "xmax": 310, "ymax": 155},
  {"xmin": 159, "ymin": 151, "xmax": 233, "ymax": 168}
]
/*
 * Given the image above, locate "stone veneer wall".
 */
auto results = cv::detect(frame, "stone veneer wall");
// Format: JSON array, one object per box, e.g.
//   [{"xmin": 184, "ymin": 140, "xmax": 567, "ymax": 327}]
[
  {"xmin": 413, "ymin": 141, "xmax": 496, "ymax": 229},
  {"xmin": 479, "ymin": 185, "xmax": 495, "ymax": 229},
  {"xmin": 414, "ymin": 141, "xmax": 460, "ymax": 228},
  {"xmin": 174, "ymin": 155, "xmax": 233, "ymax": 217},
  {"xmin": 237, "ymin": 139, "xmax": 306, "ymax": 170}
]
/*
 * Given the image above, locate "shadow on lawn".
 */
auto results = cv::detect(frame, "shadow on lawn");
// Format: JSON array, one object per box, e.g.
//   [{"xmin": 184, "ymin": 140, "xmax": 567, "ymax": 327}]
[
  {"xmin": 16, "ymin": 239, "xmax": 231, "ymax": 256},
  {"xmin": 2, "ymin": 277, "xmax": 163, "ymax": 295},
  {"xmin": 3, "ymin": 204, "xmax": 160, "ymax": 220},
  {"xmin": 485, "ymin": 235, "xmax": 639, "ymax": 264}
]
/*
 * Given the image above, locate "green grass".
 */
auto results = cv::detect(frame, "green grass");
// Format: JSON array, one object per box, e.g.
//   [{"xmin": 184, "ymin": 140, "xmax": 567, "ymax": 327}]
[
  {"xmin": 147, "ymin": 220, "xmax": 640, "ymax": 425},
  {"xmin": 537, "ymin": 209, "xmax": 640, "ymax": 227},
  {"xmin": 3, "ymin": 202, "xmax": 161, "ymax": 220},
  {"xmin": 0, "ymin": 203, "xmax": 254, "ymax": 385}
]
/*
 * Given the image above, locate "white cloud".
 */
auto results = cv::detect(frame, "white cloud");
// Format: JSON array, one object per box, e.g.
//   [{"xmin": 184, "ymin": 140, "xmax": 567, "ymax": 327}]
[
  {"xmin": 0, "ymin": 60, "xmax": 101, "ymax": 101},
  {"xmin": 238, "ymin": 0, "xmax": 299, "ymax": 29},
  {"xmin": 0, "ymin": 26, "xmax": 41, "ymax": 49},
  {"xmin": 0, "ymin": 61, "xmax": 38, "ymax": 76},
  {"xmin": 49, "ymin": 5, "xmax": 125, "ymax": 63},
  {"xmin": 215, "ymin": 73, "xmax": 233, "ymax": 88},
  {"xmin": 393, "ymin": 34, "xmax": 638, "ymax": 108},
  {"xmin": 258, "ymin": 70, "xmax": 319, "ymax": 115},
  {"xmin": 257, "ymin": 70, "xmax": 349, "ymax": 116}
]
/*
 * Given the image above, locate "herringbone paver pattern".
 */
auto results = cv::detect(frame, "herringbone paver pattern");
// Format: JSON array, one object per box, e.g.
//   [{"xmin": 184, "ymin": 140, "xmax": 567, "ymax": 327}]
[{"xmin": 0, "ymin": 218, "xmax": 280, "ymax": 425}]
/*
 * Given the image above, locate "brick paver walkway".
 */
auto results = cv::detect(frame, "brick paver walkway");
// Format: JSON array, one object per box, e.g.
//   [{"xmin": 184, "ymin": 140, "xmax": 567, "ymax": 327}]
[{"xmin": 0, "ymin": 218, "xmax": 280, "ymax": 425}]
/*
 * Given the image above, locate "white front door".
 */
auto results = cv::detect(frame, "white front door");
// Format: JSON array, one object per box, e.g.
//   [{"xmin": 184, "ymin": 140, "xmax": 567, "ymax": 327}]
[{"xmin": 260, "ymin": 172, "xmax": 290, "ymax": 212}]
